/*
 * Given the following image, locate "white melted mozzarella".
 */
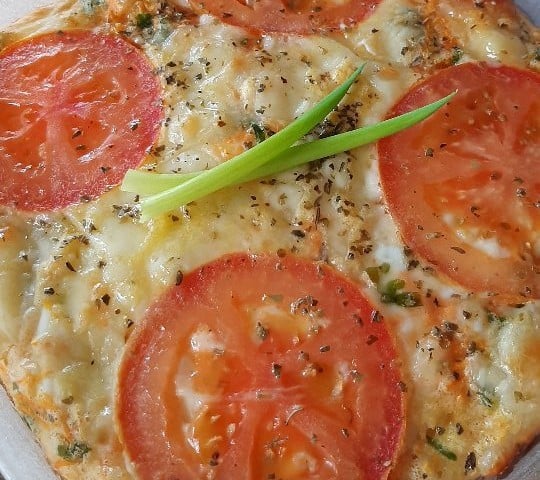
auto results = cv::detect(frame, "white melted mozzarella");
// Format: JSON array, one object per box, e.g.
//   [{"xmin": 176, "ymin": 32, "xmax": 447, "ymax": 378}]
[{"xmin": 0, "ymin": 1, "xmax": 538, "ymax": 480}]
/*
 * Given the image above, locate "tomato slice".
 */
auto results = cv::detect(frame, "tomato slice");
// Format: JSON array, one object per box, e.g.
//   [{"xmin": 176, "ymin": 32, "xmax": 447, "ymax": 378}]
[
  {"xmin": 186, "ymin": 0, "xmax": 381, "ymax": 35},
  {"xmin": 0, "ymin": 31, "xmax": 162, "ymax": 212},
  {"xmin": 117, "ymin": 253, "xmax": 404, "ymax": 480},
  {"xmin": 378, "ymin": 62, "xmax": 540, "ymax": 298}
]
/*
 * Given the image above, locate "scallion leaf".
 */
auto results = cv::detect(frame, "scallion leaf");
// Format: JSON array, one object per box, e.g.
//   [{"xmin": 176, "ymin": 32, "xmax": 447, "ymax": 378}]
[
  {"xmin": 123, "ymin": 91, "xmax": 455, "ymax": 199},
  {"xmin": 122, "ymin": 169, "xmax": 199, "ymax": 195},
  {"xmin": 427, "ymin": 437, "xmax": 457, "ymax": 461},
  {"xmin": 121, "ymin": 67, "xmax": 455, "ymax": 220},
  {"xmin": 134, "ymin": 65, "xmax": 365, "ymax": 220}
]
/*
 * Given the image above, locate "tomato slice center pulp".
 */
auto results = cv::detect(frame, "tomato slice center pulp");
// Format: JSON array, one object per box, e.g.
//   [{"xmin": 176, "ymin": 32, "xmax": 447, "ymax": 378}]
[{"xmin": 117, "ymin": 253, "xmax": 404, "ymax": 480}]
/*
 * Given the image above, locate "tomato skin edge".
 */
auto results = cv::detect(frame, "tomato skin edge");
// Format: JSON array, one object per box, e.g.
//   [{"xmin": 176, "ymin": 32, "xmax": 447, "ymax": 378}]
[
  {"xmin": 116, "ymin": 252, "xmax": 406, "ymax": 480},
  {"xmin": 377, "ymin": 62, "xmax": 540, "ymax": 298},
  {"xmin": 0, "ymin": 29, "xmax": 163, "ymax": 212}
]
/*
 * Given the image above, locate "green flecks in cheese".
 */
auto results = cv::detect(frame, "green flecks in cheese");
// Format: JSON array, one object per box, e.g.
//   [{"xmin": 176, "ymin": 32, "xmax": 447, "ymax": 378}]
[{"xmin": 402, "ymin": 301, "xmax": 540, "ymax": 479}]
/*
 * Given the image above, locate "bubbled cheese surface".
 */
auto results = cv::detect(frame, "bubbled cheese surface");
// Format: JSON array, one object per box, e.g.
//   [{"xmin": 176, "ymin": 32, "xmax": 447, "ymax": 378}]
[{"xmin": 0, "ymin": 1, "xmax": 539, "ymax": 479}]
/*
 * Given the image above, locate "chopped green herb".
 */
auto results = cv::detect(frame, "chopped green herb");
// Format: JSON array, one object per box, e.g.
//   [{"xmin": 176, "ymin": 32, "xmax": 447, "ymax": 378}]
[
  {"xmin": 365, "ymin": 262, "xmax": 390, "ymax": 284},
  {"xmin": 136, "ymin": 13, "xmax": 153, "ymax": 29},
  {"xmin": 380, "ymin": 279, "xmax": 422, "ymax": 307},
  {"xmin": 427, "ymin": 436, "xmax": 457, "ymax": 461},
  {"xmin": 251, "ymin": 123, "xmax": 267, "ymax": 143},
  {"xmin": 81, "ymin": 0, "xmax": 104, "ymax": 12},
  {"xmin": 487, "ymin": 311, "xmax": 506, "ymax": 324},
  {"xmin": 57, "ymin": 442, "xmax": 91, "ymax": 461},
  {"xmin": 382, "ymin": 278, "xmax": 405, "ymax": 294},
  {"xmin": 451, "ymin": 47, "xmax": 464, "ymax": 65}
]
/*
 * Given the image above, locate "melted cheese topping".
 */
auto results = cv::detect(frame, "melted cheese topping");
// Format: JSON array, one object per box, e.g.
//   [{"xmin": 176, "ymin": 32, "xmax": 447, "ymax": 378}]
[{"xmin": 0, "ymin": 1, "xmax": 538, "ymax": 479}]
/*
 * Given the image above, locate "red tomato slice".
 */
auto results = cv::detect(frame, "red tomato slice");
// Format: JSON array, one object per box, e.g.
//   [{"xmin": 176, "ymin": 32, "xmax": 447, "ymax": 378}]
[
  {"xmin": 378, "ymin": 62, "xmax": 540, "ymax": 298},
  {"xmin": 0, "ymin": 31, "xmax": 162, "ymax": 212},
  {"xmin": 117, "ymin": 253, "xmax": 404, "ymax": 480},
  {"xmin": 187, "ymin": 0, "xmax": 381, "ymax": 35}
]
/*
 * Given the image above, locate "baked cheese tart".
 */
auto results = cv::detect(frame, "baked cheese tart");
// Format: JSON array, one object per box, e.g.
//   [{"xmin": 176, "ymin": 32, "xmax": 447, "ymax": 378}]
[{"xmin": 0, "ymin": 0, "xmax": 538, "ymax": 479}]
